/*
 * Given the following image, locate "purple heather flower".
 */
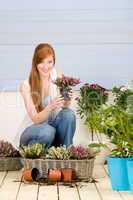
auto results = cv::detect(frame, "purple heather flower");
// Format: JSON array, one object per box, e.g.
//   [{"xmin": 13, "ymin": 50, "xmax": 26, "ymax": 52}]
[
  {"xmin": 54, "ymin": 75, "xmax": 80, "ymax": 88},
  {"xmin": 68, "ymin": 145, "xmax": 89, "ymax": 159}
]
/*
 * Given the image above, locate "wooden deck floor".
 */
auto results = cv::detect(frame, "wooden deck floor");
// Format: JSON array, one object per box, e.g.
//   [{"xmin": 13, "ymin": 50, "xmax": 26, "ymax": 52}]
[{"xmin": 0, "ymin": 164, "xmax": 132, "ymax": 200}]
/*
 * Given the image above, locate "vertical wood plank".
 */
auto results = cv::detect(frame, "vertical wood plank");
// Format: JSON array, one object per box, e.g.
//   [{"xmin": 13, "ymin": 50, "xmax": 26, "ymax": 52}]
[
  {"xmin": 38, "ymin": 183, "xmax": 58, "ymax": 200},
  {"xmin": 0, "ymin": 170, "xmax": 22, "ymax": 200},
  {"xmin": 58, "ymin": 182, "xmax": 80, "ymax": 200}
]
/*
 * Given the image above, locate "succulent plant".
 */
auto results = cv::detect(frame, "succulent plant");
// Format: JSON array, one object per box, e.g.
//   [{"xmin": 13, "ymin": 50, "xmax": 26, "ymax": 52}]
[
  {"xmin": 0, "ymin": 140, "xmax": 20, "ymax": 157},
  {"xmin": 46, "ymin": 146, "xmax": 71, "ymax": 160},
  {"xmin": 68, "ymin": 145, "xmax": 98, "ymax": 160},
  {"xmin": 19, "ymin": 143, "xmax": 46, "ymax": 159}
]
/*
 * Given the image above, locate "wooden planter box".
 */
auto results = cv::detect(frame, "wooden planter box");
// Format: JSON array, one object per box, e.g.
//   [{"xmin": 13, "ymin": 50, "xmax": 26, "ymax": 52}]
[
  {"xmin": 0, "ymin": 157, "xmax": 23, "ymax": 171},
  {"xmin": 22, "ymin": 158, "xmax": 95, "ymax": 180}
]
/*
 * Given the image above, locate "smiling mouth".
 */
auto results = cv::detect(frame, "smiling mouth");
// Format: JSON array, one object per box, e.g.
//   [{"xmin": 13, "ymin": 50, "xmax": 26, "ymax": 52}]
[{"xmin": 42, "ymin": 69, "xmax": 49, "ymax": 73}]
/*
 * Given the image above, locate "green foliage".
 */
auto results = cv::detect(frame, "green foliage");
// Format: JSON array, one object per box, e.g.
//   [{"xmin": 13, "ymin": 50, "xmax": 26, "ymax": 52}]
[
  {"xmin": 0, "ymin": 140, "xmax": 20, "ymax": 157},
  {"xmin": 88, "ymin": 142, "xmax": 108, "ymax": 152},
  {"xmin": 77, "ymin": 83, "xmax": 108, "ymax": 119},
  {"xmin": 19, "ymin": 143, "xmax": 46, "ymax": 159},
  {"xmin": 77, "ymin": 83, "xmax": 108, "ymax": 138},
  {"xmin": 77, "ymin": 82, "xmax": 133, "ymax": 157},
  {"xmin": 89, "ymin": 105, "xmax": 133, "ymax": 157},
  {"xmin": 110, "ymin": 144, "xmax": 133, "ymax": 158}
]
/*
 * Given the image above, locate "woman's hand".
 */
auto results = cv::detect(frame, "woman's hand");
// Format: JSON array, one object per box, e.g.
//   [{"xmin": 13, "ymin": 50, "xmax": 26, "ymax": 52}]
[
  {"xmin": 68, "ymin": 90, "xmax": 79, "ymax": 100},
  {"xmin": 48, "ymin": 95, "xmax": 64, "ymax": 111}
]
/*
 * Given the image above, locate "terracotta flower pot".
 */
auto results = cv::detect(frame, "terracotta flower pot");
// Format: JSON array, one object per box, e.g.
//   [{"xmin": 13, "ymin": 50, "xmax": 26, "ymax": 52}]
[
  {"xmin": 22, "ymin": 168, "xmax": 40, "ymax": 182},
  {"xmin": 61, "ymin": 168, "xmax": 72, "ymax": 182},
  {"xmin": 22, "ymin": 169, "xmax": 33, "ymax": 182},
  {"xmin": 48, "ymin": 169, "xmax": 61, "ymax": 182}
]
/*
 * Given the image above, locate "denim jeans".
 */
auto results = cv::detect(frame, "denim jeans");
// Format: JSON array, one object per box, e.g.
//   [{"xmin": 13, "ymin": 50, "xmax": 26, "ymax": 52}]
[{"xmin": 20, "ymin": 108, "xmax": 76, "ymax": 148}]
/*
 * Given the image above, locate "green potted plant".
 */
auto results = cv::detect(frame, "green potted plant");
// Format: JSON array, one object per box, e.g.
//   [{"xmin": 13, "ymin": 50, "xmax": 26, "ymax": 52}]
[
  {"xmin": 91, "ymin": 105, "xmax": 133, "ymax": 190},
  {"xmin": 54, "ymin": 74, "xmax": 80, "ymax": 100},
  {"xmin": 19, "ymin": 143, "xmax": 46, "ymax": 181},
  {"xmin": 19, "ymin": 143, "xmax": 46, "ymax": 159},
  {"xmin": 77, "ymin": 83, "xmax": 108, "ymax": 140},
  {"xmin": 46, "ymin": 146, "xmax": 71, "ymax": 160},
  {"xmin": 0, "ymin": 140, "xmax": 22, "ymax": 171}
]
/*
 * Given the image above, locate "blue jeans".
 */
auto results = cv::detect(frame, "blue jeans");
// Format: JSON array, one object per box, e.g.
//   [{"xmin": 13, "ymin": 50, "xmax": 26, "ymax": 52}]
[{"xmin": 20, "ymin": 108, "xmax": 76, "ymax": 148}]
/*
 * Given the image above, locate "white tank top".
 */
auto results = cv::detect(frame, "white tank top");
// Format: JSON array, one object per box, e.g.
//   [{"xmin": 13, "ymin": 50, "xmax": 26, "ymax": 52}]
[{"xmin": 12, "ymin": 67, "xmax": 60, "ymax": 149}]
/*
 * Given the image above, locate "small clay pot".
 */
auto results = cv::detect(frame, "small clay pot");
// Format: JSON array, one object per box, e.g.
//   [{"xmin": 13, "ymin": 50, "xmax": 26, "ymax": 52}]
[
  {"xmin": 22, "ymin": 169, "xmax": 33, "ymax": 182},
  {"xmin": 22, "ymin": 168, "xmax": 40, "ymax": 182},
  {"xmin": 48, "ymin": 169, "xmax": 61, "ymax": 182},
  {"xmin": 61, "ymin": 168, "xmax": 72, "ymax": 182}
]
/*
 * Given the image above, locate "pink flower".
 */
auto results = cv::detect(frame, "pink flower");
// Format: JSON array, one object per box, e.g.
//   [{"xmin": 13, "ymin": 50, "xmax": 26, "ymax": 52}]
[
  {"xmin": 68, "ymin": 145, "xmax": 89, "ymax": 159},
  {"xmin": 54, "ymin": 75, "xmax": 80, "ymax": 88},
  {"xmin": 90, "ymin": 84, "xmax": 97, "ymax": 89}
]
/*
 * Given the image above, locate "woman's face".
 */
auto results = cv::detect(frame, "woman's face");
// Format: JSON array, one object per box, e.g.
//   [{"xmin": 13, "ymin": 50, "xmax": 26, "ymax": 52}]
[{"xmin": 37, "ymin": 55, "xmax": 54, "ymax": 78}]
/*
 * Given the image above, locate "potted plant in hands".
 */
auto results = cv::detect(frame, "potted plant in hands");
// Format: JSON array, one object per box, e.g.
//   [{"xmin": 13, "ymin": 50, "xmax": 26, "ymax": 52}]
[
  {"xmin": 0, "ymin": 140, "xmax": 22, "ymax": 171},
  {"xmin": 54, "ymin": 75, "xmax": 80, "ymax": 100},
  {"xmin": 77, "ymin": 83, "xmax": 108, "ymax": 140},
  {"xmin": 92, "ymin": 105, "xmax": 133, "ymax": 190}
]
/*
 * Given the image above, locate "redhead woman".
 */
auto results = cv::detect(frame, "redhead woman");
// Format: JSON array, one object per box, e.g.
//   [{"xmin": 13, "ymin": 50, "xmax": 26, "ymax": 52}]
[{"xmin": 17, "ymin": 43, "xmax": 76, "ymax": 148}]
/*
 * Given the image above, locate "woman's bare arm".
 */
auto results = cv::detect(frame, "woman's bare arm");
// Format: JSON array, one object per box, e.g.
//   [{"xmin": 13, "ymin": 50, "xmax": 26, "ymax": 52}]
[{"xmin": 19, "ymin": 81, "xmax": 63, "ymax": 124}]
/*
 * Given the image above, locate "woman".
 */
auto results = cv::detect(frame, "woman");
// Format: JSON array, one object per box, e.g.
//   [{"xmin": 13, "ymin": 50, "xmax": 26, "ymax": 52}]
[{"xmin": 17, "ymin": 43, "xmax": 76, "ymax": 148}]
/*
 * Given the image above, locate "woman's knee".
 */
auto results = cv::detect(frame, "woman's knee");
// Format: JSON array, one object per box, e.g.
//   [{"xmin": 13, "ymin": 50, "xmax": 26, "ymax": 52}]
[
  {"xmin": 60, "ymin": 108, "xmax": 76, "ymax": 123},
  {"xmin": 38, "ymin": 124, "xmax": 56, "ymax": 145},
  {"xmin": 20, "ymin": 126, "xmax": 35, "ymax": 146},
  {"xmin": 20, "ymin": 123, "xmax": 56, "ymax": 146}
]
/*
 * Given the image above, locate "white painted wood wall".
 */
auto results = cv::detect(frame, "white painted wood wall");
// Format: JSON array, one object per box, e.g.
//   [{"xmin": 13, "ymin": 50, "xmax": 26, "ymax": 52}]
[{"xmin": 0, "ymin": 0, "xmax": 132, "ymax": 90}]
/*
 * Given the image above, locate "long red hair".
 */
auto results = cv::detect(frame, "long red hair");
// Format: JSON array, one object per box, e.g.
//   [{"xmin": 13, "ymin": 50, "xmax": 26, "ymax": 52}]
[{"xmin": 29, "ymin": 43, "xmax": 55, "ymax": 112}]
